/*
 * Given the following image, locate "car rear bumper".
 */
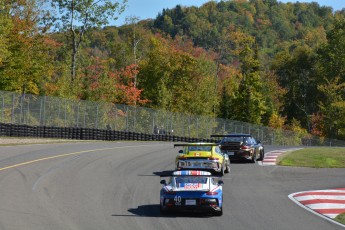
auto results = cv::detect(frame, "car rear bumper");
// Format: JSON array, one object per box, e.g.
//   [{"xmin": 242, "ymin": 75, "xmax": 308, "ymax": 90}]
[
  {"xmin": 176, "ymin": 166, "xmax": 222, "ymax": 174},
  {"xmin": 225, "ymin": 150, "xmax": 252, "ymax": 160},
  {"xmin": 176, "ymin": 160, "xmax": 222, "ymax": 173},
  {"xmin": 160, "ymin": 203, "xmax": 222, "ymax": 213}
]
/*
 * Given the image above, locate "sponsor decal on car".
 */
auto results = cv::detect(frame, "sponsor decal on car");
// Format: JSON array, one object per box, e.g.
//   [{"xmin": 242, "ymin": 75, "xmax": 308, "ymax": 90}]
[{"xmin": 183, "ymin": 183, "xmax": 202, "ymax": 190}]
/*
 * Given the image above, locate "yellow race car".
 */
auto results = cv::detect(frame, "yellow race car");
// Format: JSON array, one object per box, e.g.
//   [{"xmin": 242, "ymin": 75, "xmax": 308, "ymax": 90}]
[{"xmin": 174, "ymin": 143, "xmax": 230, "ymax": 176}]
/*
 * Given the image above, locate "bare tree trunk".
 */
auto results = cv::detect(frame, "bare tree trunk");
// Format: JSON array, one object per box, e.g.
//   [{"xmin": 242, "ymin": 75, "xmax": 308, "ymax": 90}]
[
  {"xmin": 71, "ymin": 0, "xmax": 76, "ymax": 81},
  {"xmin": 71, "ymin": 29, "xmax": 77, "ymax": 81},
  {"xmin": 70, "ymin": 0, "xmax": 85, "ymax": 81}
]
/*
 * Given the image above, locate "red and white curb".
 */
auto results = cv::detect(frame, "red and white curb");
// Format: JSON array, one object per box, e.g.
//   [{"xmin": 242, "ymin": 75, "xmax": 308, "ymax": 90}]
[
  {"xmin": 259, "ymin": 148, "xmax": 302, "ymax": 166},
  {"xmin": 289, "ymin": 188, "xmax": 345, "ymax": 228}
]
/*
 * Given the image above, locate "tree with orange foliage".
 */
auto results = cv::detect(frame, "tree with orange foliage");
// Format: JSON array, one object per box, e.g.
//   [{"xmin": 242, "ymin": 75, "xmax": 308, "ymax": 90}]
[
  {"xmin": 113, "ymin": 64, "xmax": 149, "ymax": 106},
  {"xmin": 79, "ymin": 57, "xmax": 147, "ymax": 106}
]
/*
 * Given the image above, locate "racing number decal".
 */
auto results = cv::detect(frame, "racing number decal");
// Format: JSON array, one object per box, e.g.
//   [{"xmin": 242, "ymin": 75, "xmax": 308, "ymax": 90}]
[{"xmin": 174, "ymin": 196, "xmax": 182, "ymax": 205}]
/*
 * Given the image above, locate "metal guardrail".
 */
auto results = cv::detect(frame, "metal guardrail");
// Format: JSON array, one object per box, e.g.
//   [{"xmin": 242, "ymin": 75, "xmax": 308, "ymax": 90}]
[{"xmin": 0, "ymin": 90, "xmax": 344, "ymax": 146}]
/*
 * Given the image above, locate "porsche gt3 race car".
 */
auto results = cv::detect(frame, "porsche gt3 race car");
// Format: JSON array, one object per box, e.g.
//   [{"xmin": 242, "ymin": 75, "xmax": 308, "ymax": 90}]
[
  {"xmin": 211, "ymin": 134, "xmax": 264, "ymax": 163},
  {"xmin": 160, "ymin": 170, "xmax": 224, "ymax": 216},
  {"xmin": 174, "ymin": 143, "xmax": 230, "ymax": 176}
]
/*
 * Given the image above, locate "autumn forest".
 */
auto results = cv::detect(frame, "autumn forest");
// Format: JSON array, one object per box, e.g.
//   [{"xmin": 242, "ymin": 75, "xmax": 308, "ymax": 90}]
[{"xmin": 1, "ymin": 0, "xmax": 345, "ymax": 139}]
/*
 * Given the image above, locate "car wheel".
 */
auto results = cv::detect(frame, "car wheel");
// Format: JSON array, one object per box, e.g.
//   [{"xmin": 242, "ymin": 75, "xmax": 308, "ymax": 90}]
[
  {"xmin": 219, "ymin": 165, "xmax": 224, "ymax": 176},
  {"xmin": 214, "ymin": 206, "xmax": 223, "ymax": 216},
  {"xmin": 224, "ymin": 162, "xmax": 230, "ymax": 173},
  {"xmin": 251, "ymin": 152, "xmax": 256, "ymax": 163},
  {"xmin": 259, "ymin": 150, "xmax": 264, "ymax": 161}
]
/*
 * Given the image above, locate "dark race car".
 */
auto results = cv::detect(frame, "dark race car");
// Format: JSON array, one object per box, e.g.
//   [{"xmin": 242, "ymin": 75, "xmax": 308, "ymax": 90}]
[{"xmin": 211, "ymin": 133, "xmax": 264, "ymax": 163}]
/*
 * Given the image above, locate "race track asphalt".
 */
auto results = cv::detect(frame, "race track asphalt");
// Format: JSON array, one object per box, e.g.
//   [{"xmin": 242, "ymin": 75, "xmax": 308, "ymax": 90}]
[{"xmin": 0, "ymin": 141, "xmax": 344, "ymax": 230}]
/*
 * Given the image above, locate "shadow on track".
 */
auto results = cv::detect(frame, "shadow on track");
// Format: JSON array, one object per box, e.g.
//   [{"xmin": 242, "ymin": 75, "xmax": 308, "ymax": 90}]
[
  {"xmin": 123, "ymin": 204, "xmax": 214, "ymax": 218},
  {"xmin": 137, "ymin": 170, "xmax": 175, "ymax": 177},
  {"xmin": 152, "ymin": 170, "xmax": 175, "ymax": 176}
]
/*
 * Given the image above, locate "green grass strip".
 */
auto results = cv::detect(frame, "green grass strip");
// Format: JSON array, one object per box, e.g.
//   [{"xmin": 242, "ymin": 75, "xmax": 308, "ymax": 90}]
[
  {"xmin": 335, "ymin": 212, "xmax": 345, "ymax": 225},
  {"xmin": 277, "ymin": 148, "xmax": 345, "ymax": 168}
]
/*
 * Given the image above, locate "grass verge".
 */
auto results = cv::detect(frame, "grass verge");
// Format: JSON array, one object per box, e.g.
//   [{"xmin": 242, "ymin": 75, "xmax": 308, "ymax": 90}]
[
  {"xmin": 335, "ymin": 213, "xmax": 345, "ymax": 225},
  {"xmin": 277, "ymin": 148, "xmax": 345, "ymax": 168}
]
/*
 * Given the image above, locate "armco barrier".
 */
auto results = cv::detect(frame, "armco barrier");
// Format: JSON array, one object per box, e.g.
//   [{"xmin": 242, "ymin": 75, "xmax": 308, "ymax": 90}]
[
  {"xmin": 0, "ymin": 123, "xmax": 309, "ymax": 145},
  {"xmin": 0, "ymin": 123, "xmax": 213, "ymax": 143}
]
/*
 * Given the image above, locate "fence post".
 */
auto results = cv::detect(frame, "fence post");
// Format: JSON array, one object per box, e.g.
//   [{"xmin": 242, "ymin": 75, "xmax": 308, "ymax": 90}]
[
  {"xmin": 76, "ymin": 102, "xmax": 79, "ymax": 128},
  {"xmin": 39, "ymin": 96, "xmax": 46, "ymax": 126},
  {"xmin": 114, "ymin": 105, "xmax": 117, "ymax": 130},
  {"xmin": 1, "ymin": 94, "xmax": 4, "ymax": 123},
  {"xmin": 25, "ymin": 95, "xmax": 30, "ymax": 125},
  {"xmin": 126, "ymin": 106, "xmax": 129, "ymax": 131},
  {"xmin": 95, "ymin": 105, "xmax": 99, "ymax": 129},
  {"xmin": 64, "ymin": 99, "xmax": 67, "ymax": 127},
  {"xmin": 152, "ymin": 115, "xmax": 155, "ymax": 134},
  {"xmin": 20, "ymin": 94, "xmax": 24, "ymax": 124},
  {"xmin": 11, "ymin": 93, "xmax": 15, "ymax": 123},
  {"xmin": 83, "ymin": 104, "xmax": 86, "ymax": 128},
  {"xmin": 182, "ymin": 116, "xmax": 185, "ymax": 137},
  {"xmin": 196, "ymin": 117, "xmax": 199, "ymax": 138},
  {"xmin": 188, "ymin": 116, "xmax": 191, "ymax": 137}
]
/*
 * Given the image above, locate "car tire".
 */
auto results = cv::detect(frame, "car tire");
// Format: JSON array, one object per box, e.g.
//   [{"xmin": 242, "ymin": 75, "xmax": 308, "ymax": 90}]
[
  {"xmin": 251, "ymin": 152, "xmax": 256, "ymax": 163},
  {"xmin": 259, "ymin": 150, "xmax": 264, "ymax": 161},
  {"xmin": 219, "ymin": 166, "xmax": 224, "ymax": 176},
  {"xmin": 214, "ymin": 204, "xmax": 223, "ymax": 216},
  {"xmin": 224, "ymin": 162, "xmax": 230, "ymax": 173}
]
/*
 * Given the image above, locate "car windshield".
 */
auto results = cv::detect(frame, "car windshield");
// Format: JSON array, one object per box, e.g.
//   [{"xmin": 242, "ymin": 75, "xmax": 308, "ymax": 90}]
[
  {"xmin": 188, "ymin": 146, "xmax": 212, "ymax": 151},
  {"xmin": 174, "ymin": 176, "xmax": 208, "ymax": 184}
]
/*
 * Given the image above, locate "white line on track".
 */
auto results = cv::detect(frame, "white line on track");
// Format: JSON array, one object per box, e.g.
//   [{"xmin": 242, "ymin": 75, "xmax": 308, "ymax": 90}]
[{"xmin": 0, "ymin": 143, "xmax": 169, "ymax": 172}]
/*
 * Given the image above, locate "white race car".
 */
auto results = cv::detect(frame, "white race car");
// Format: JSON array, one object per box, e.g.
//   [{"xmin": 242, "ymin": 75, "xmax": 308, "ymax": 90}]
[{"xmin": 160, "ymin": 170, "xmax": 224, "ymax": 216}]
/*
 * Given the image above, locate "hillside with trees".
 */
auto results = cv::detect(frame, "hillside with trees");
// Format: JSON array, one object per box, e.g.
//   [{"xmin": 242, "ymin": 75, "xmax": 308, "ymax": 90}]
[{"xmin": 1, "ymin": 0, "xmax": 345, "ymax": 139}]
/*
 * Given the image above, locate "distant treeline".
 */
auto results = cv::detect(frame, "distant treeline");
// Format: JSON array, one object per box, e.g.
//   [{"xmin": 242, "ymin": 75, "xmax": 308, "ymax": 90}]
[{"xmin": 0, "ymin": 0, "xmax": 345, "ymax": 139}]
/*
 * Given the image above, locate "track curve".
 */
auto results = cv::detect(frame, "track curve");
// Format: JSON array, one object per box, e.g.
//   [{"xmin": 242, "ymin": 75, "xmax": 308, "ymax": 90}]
[{"xmin": 0, "ymin": 142, "xmax": 344, "ymax": 230}]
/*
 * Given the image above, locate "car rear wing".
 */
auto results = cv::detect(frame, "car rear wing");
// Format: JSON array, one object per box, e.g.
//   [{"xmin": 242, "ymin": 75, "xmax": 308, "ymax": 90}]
[
  {"xmin": 159, "ymin": 174, "xmax": 221, "ymax": 177},
  {"xmin": 210, "ymin": 134, "xmax": 251, "ymax": 137},
  {"xmin": 159, "ymin": 173, "xmax": 222, "ymax": 178},
  {"xmin": 174, "ymin": 143, "xmax": 218, "ymax": 157},
  {"xmin": 174, "ymin": 143, "xmax": 218, "ymax": 147}
]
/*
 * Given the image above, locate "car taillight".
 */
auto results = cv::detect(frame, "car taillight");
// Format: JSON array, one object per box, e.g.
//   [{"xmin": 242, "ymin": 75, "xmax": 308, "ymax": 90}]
[
  {"xmin": 240, "ymin": 145, "xmax": 250, "ymax": 150},
  {"xmin": 206, "ymin": 191, "xmax": 218, "ymax": 195},
  {"xmin": 208, "ymin": 157, "xmax": 219, "ymax": 160}
]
